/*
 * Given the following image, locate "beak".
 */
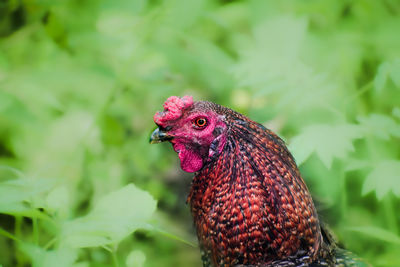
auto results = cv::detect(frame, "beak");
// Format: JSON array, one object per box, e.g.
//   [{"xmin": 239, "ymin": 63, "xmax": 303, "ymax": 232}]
[{"xmin": 149, "ymin": 127, "xmax": 172, "ymax": 144}]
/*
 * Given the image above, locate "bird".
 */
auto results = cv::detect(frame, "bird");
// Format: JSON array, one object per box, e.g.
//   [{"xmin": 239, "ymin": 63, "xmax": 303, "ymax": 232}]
[{"xmin": 150, "ymin": 96, "xmax": 369, "ymax": 267}]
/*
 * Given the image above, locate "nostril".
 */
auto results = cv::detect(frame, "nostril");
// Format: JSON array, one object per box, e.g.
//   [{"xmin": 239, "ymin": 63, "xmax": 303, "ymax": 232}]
[{"xmin": 159, "ymin": 126, "xmax": 172, "ymax": 132}]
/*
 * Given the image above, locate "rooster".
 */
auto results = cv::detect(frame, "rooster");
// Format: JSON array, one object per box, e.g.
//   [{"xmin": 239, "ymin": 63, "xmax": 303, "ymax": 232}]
[{"xmin": 150, "ymin": 96, "xmax": 368, "ymax": 267}]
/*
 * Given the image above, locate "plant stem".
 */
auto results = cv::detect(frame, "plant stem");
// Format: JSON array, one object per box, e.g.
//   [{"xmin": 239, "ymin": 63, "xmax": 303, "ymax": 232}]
[
  {"xmin": 32, "ymin": 217, "xmax": 39, "ymax": 245},
  {"xmin": 15, "ymin": 216, "xmax": 23, "ymax": 267},
  {"xmin": 103, "ymin": 245, "xmax": 120, "ymax": 267},
  {"xmin": 15, "ymin": 216, "xmax": 22, "ymax": 239},
  {"xmin": 383, "ymin": 195, "xmax": 398, "ymax": 234},
  {"xmin": 44, "ymin": 238, "xmax": 57, "ymax": 250},
  {"xmin": 0, "ymin": 227, "xmax": 20, "ymax": 242},
  {"xmin": 111, "ymin": 250, "xmax": 120, "ymax": 267},
  {"xmin": 336, "ymin": 162, "xmax": 347, "ymax": 217}
]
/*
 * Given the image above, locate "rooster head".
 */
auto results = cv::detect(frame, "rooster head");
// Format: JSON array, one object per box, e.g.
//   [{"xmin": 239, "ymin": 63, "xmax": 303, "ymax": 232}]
[{"xmin": 150, "ymin": 96, "xmax": 228, "ymax": 173}]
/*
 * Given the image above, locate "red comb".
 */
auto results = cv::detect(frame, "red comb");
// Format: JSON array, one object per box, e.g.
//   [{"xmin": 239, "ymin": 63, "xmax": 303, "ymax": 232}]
[{"xmin": 154, "ymin": 96, "xmax": 193, "ymax": 127}]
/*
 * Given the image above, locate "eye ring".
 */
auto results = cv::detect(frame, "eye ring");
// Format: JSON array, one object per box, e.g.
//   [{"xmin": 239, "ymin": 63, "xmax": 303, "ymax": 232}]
[{"xmin": 194, "ymin": 117, "xmax": 207, "ymax": 128}]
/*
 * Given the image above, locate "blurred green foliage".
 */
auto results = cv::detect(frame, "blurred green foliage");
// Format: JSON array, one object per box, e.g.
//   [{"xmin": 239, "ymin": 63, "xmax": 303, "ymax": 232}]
[{"xmin": 0, "ymin": 0, "xmax": 399, "ymax": 266}]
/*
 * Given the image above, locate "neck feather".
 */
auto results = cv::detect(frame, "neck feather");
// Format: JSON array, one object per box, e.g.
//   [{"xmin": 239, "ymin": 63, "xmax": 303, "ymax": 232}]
[{"xmin": 188, "ymin": 118, "xmax": 322, "ymax": 266}]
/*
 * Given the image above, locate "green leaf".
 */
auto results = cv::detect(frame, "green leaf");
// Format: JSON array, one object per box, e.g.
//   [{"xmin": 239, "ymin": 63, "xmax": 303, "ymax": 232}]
[
  {"xmin": 389, "ymin": 59, "xmax": 400, "ymax": 88},
  {"xmin": 46, "ymin": 186, "xmax": 70, "ymax": 219},
  {"xmin": 0, "ymin": 176, "xmax": 57, "ymax": 220},
  {"xmin": 393, "ymin": 107, "xmax": 400, "ymax": 119},
  {"xmin": 374, "ymin": 60, "xmax": 400, "ymax": 92},
  {"xmin": 0, "ymin": 177, "xmax": 55, "ymax": 209},
  {"xmin": 362, "ymin": 160, "xmax": 400, "ymax": 199},
  {"xmin": 347, "ymin": 226, "xmax": 400, "ymax": 245},
  {"xmin": 61, "ymin": 184, "xmax": 157, "ymax": 248},
  {"xmin": 165, "ymin": 0, "xmax": 206, "ymax": 29},
  {"xmin": 345, "ymin": 159, "xmax": 370, "ymax": 172},
  {"xmin": 374, "ymin": 62, "xmax": 391, "ymax": 92},
  {"xmin": 234, "ymin": 16, "xmax": 309, "ymax": 93},
  {"xmin": 0, "ymin": 203, "xmax": 51, "ymax": 220},
  {"xmin": 357, "ymin": 113, "xmax": 400, "ymax": 140},
  {"xmin": 43, "ymin": 11, "xmax": 69, "ymax": 49},
  {"xmin": 233, "ymin": 16, "xmax": 339, "ymax": 113},
  {"xmin": 0, "ymin": 91, "xmax": 15, "ymax": 113},
  {"xmin": 19, "ymin": 111, "xmax": 101, "ymax": 181},
  {"xmin": 289, "ymin": 124, "xmax": 362, "ymax": 168},
  {"xmin": 20, "ymin": 243, "xmax": 77, "ymax": 267},
  {"xmin": 99, "ymin": 114, "xmax": 125, "ymax": 146},
  {"xmin": 148, "ymin": 225, "xmax": 197, "ymax": 247}
]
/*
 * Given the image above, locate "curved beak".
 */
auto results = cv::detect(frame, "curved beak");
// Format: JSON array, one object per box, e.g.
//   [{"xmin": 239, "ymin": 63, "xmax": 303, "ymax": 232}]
[{"xmin": 149, "ymin": 127, "xmax": 172, "ymax": 144}]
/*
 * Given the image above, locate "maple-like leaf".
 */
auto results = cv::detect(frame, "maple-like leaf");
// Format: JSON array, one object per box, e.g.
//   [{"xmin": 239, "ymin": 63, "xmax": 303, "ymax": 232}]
[
  {"xmin": 357, "ymin": 113, "xmax": 400, "ymax": 140},
  {"xmin": 289, "ymin": 124, "xmax": 362, "ymax": 168},
  {"xmin": 362, "ymin": 160, "xmax": 400, "ymax": 200}
]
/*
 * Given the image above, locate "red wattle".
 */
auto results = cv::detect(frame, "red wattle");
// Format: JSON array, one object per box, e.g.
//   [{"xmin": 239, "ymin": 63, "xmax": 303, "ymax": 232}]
[{"xmin": 173, "ymin": 142, "xmax": 203, "ymax": 173}]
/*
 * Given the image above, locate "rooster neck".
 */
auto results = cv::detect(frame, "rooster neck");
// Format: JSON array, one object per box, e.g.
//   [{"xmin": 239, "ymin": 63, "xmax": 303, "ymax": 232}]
[{"xmin": 188, "ymin": 120, "xmax": 322, "ymax": 266}]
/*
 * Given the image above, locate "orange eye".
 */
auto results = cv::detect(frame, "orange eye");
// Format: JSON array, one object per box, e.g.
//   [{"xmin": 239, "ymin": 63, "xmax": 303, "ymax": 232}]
[{"xmin": 194, "ymin": 118, "xmax": 207, "ymax": 128}]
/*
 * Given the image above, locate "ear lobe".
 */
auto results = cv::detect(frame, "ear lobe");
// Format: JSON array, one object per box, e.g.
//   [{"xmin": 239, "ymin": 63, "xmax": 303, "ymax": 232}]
[
  {"xmin": 212, "ymin": 126, "xmax": 224, "ymax": 137},
  {"xmin": 208, "ymin": 134, "xmax": 227, "ymax": 159}
]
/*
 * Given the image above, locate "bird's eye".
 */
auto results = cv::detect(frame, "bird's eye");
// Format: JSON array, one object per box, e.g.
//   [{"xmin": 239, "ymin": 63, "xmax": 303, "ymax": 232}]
[{"xmin": 194, "ymin": 118, "xmax": 207, "ymax": 128}]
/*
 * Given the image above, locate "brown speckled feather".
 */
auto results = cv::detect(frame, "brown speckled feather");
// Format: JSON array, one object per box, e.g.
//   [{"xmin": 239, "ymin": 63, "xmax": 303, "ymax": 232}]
[{"xmin": 187, "ymin": 103, "xmax": 321, "ymax": 266}]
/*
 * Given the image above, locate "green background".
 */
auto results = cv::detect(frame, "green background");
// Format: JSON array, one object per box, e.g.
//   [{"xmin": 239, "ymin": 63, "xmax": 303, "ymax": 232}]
[{"xmin": 1, "ymin": 0, "xmax": 400, "ymax": 266}]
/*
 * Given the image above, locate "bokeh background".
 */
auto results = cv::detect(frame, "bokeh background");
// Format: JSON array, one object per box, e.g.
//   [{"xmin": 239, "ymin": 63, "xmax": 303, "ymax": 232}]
[{"xmin": 1, "ymin": 0, "xmax": 400, "ymax": 266}]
